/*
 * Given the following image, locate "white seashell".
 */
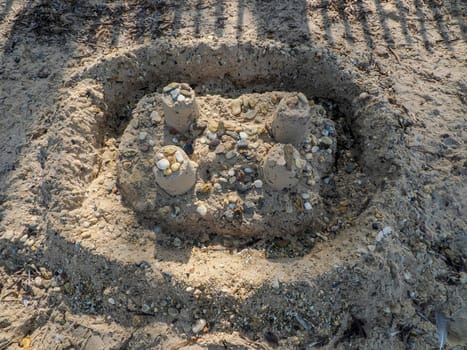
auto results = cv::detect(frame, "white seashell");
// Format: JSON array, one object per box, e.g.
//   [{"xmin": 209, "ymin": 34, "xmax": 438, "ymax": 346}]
[
  {"xmin": 156, "ymin": 158, "xmax": 170, "ymax": 170},
  {"xmin": 174, "ymin": 151, "xmax": 184, "ymax": 163}
]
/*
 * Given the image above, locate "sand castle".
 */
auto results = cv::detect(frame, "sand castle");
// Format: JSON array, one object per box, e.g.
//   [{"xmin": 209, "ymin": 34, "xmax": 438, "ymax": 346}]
[{"xmin": 116, "ymin": 83, "xmax": 337, "ymax": 236}]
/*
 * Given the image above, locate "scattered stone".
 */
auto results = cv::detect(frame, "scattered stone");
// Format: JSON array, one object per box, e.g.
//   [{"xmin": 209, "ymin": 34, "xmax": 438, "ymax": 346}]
[
  {"xmin": 382, "ymin": 226, "xmax": 392, "ymax": 235},
  {"xmin": 319, "ymin": 137, "xmax": 333, "ymax": 148},
  {"xmin": 230, "ymin": 99, "xmax": 242, "ymax": 115},
  {"xmin": 192, "ymin": 319, "xmax": 207, "ymax": 333},
  {"xmin": 183, "ymin": 143, "xmax": 194, "ymax": 155},
  {"xmin": 237, "ymin": 139, "xmax": 249, "ymax": 149},
  {"xmin": 206, "ymin": 130, "xmax": 217, "ymax": 140},
  {"xmin": 138, "ymin": 131, "xmax": 147, "ymax": 141},
  {"xmin": 196, "ymin": 205, "xmax": 207, "ymax": 216},
  {"xmin": 345, "ymin": 162, "xmax": 356, "ymax": 174},
  {"xmin": 225, "ymin": 150, "xmax": 237, "ymax": 159},
  {"xmin": 170, "ymin": 88, "xmax": 180, "ymax": 100},
  {"xmin": 224, "ymin": 210, "xmax": 234, "ymax": 220},
  {"xmin": 304, "ymin": 202, "xmax": 312, "ymax": 210},
  {"xmin": 311, "ymin": 146, "xmax": 320, "ymax": 153},
  {"xmin": 243, "ymin": 201, "xmax": 255, "ymax": 215},
  {"xmin": 173, "ymin": 237, "xmax": 182, "ymax": 247},
  {"xmin": 253, "ymin": 179, "xmax": 263, "ymax": 189},
  {"xmin": 150, "ymin": 110, "xmax": 162, "ymax": 123},
  {"xmin": 239, "ymin": 131, "xmax": 248, "ymax": 140},
  {"xmin": 244, "ymin": 109, "xmax": 256, "ymax": 120},
  {"xmin": 272, "ymin": 276, "xmax": 280, "ymax": 289}
]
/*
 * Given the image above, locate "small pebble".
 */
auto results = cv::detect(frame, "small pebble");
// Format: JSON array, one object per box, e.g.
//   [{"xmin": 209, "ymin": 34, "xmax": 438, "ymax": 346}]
[
  {"xmin": 253, "ymin": 179, "xmax": 263, "ymax": 189},
  {"xmin": 244, "ymin": 167, "xmax": 253, "ymax": 174},
  {"xmin": 237, "ymin": 139, "xmax": 249, "ymax": 148},
  {"xmin": 225, "ymin": 151, "xmax": 237, "ymax": 159},
  {"xmin": 173, "ymin": 237, "xmax": 182, "ymax": 247},
  {"xmin": 382, "ymin": 226, "xmax": 392, "ymax": 235},
  {"xmin": 243, "ymin": 201, "xmax": 255, "ymax": 215},
  {"xmin": 156, "ymin": 159, "xmax": 170, "ymax": 170},
  {"xmin": 177, "ymin": 94, "xmax": 186, "ymax": 102},
  {"xmin": 174, "ymin": 151, "xmax": 184, "ymax": 163},
  {"xmin": 138, "ymin": 131, "xmax": 147, "ymax": 141},
  {"xmin": 231, "ymin": 99, "xmax": 242, "ymax": 115},
  {"xmin": 170, "ymin": 88, "xmax": 180, "ymax": 100},
  {"xmin": 319, "ymin": 137, "xmax": 333, "ymax": 148},
  {"xmin": 163, "ymin": 168, "xmax": 172, "ymax": 176},
  {"xmin": 272, "ymin": 276, "xmax": 280, "ymax": 289},
  {"xmin": 192, "ymin": 319, "xmax": 207, "ymax": 333},
  {"xmin": 311, "ymin": 146, "xmax": 320, "ymax": 153},
  {"xmin": 301, "ymin": 193, "xmax": 311, "ymax": 200},
  {"xmin": 225, "ymin": 131, "xmax": 239, "ymax": 140},
  {"xmin": 304, "ymin": 202, "xmax": 312, "ymax": 210},
  {"xmin": 375, "ymin": 231, "xmax": 384, "ymax": 242},
  {"xmin": 150, "ymin": 111, "xmax": 162, "ymax": 123},
  {"xmin": 196, "ymin": 205, "xmax": 207, "ymax": 216},
  {"xmin": 224, "ymin": 210, "xmax": 234, "ymax": 220},
  {"xmin": 183, "ymin": 143, "xmax": 194, "ymax": 155},
  {"xmin": 206, "ymin": 130, "xmax": 217, "ymax": 140},
  {"xmin": 108, "ymin": 298, "xmax": 116, "ymax": 305},
  {"xmin": 228, "ymin": 168, "xmax": 235, "ymax": 176},
  {"xmin": 239, "ymin": 131, "xmax": 248, "ymax": 140}
]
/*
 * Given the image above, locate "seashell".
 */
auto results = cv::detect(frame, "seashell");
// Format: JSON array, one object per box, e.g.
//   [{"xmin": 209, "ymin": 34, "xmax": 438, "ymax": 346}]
[
  {"xmin": 170, "ymin": 162, "xmax": 181, "ymax": 172},
  {"xmin": 174, "ymin": 151, "xmax": 184, "ymax": 163},
  {"xmin": 156, "ymin": 158, "xmax": 170, "ymax": 170},
  {"xmin": 163, "ymin": 146, "xmax": 178, "ymax": 156}
]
